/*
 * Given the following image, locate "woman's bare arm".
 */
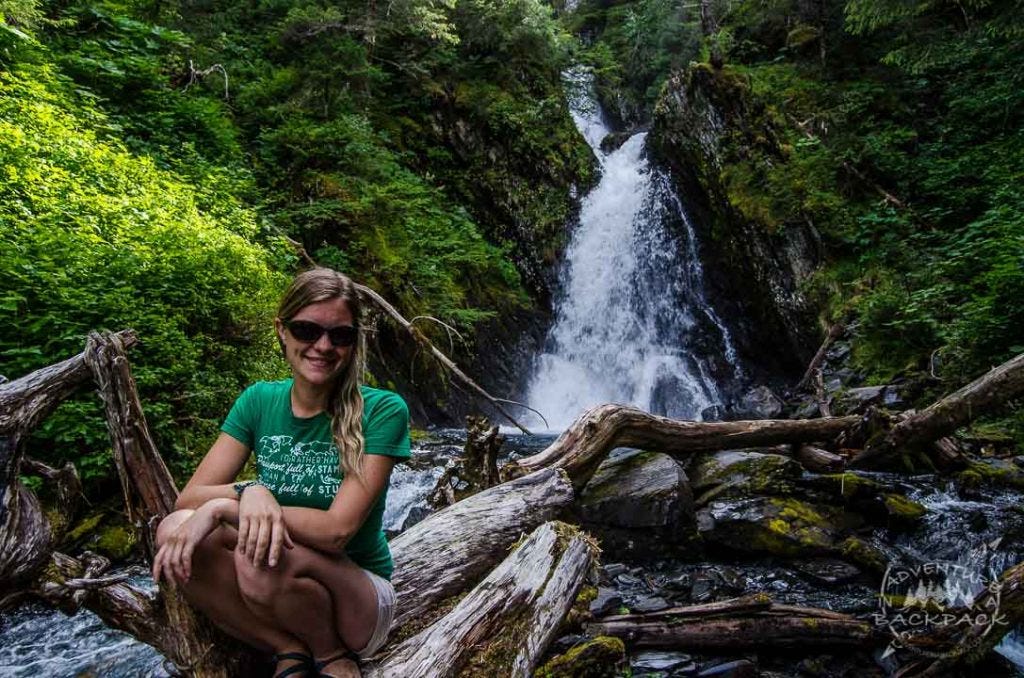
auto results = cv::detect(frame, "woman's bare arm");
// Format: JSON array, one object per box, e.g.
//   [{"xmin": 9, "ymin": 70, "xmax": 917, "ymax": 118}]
[
  {"xmin": 175, "ymin": 432, "xmax": 251, "ymax": 510},
  {"xmin": 281, "ymin": 454, "xmax": 396, "ymax": 555}
]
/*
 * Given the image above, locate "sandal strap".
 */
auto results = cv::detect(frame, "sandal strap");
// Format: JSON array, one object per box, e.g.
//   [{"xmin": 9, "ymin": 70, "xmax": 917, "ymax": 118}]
[
  {"xmin": 273, "ymin": 651, "xmax": 313, "ymax": 678},
  {"xmin": 314, "ymin": 650, "xmax": 358, "ymax": 674}
]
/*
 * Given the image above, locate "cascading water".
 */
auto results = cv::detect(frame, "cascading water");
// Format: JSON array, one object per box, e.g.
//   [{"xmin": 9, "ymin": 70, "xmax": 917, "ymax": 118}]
[{"xmin": 525, "ymin": 71, "xmax": 742, "ymax": 430}]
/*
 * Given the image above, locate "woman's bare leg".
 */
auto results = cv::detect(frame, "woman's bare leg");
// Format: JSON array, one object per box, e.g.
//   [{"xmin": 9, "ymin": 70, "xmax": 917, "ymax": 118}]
[
  {"xmin": 233, "ymin": 542, "xmax": 380, "ymax": 677},
  {"xmin": 155, "ymin": 511, "xmax": 310, "ymax": 675}
]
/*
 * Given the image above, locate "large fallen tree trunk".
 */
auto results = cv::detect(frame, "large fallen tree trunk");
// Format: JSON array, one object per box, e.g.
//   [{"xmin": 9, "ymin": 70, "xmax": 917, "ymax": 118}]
[
  {"xmin": 504, "ymin": 404, "xmax": 860, "ymax": 490},
  {"xmin": 852, "ymin": 352, "xmax": 1024, "ymax": 467},
  {"xmin": 586, "ymin": 594, "xmax": 879, "ymax": 650},
  {"xmin": 374, "ymin": 521, "xmax": 597, "ymax": 677}
]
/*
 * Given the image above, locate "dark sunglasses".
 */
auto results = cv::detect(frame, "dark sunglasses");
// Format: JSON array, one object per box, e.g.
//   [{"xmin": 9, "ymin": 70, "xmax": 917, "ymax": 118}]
[{"xmin": 284, "ymin": 320, "xmax": 359, "ymax": 347}]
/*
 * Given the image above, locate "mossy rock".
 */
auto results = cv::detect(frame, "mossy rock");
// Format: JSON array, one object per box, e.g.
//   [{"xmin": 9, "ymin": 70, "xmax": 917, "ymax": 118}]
[
  {"xmin": 956, "ymin": 459, "xmax": 1024, "ymax": 492},
  {"xmin": 881, "ymin": 493, "xmax": 926, "ymax": 529},
  {"xmin": 837, "ymin": 536, "xmax": 888, "ymax": 577},
  {"xmin": 536, "ymin": 636, "xmax": 626, "ymax": 678},
  {"xmin": 63, "ymin": 508, "xmax": 139, "ymax": 561},
  {"xmin": 700, "ymin": 496, "xmax": 839, "ymax": 558},
  {"xmin": 690, "ymin": 449, "xmax": 802, "ymax": 505}
]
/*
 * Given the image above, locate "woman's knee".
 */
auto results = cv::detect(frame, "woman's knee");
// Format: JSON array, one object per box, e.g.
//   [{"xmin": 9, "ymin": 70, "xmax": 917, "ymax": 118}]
[
  {"xmin": 155, "ymin": 509, "xmax": 195, "ymax": 547},
  {"xmin": 234, "ymin": 547, "xmax": 287, "ymax": 609}
]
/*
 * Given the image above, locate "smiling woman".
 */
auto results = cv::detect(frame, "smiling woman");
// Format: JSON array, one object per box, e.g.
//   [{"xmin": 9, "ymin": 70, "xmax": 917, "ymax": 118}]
[{"xmin": 151, "ymin": 268, "xmax": 411, "ymax": 678}]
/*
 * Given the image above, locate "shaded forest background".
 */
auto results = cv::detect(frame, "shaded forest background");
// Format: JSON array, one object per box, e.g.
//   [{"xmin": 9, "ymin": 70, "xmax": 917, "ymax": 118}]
[{"xmin": 1, "ymin": 0, "xmax": 1022, "ymax": 502}]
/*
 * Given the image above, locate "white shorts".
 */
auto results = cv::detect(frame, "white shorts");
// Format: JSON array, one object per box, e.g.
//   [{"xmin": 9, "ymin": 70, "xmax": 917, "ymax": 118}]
[{"xmin": 355, "ymin": 568, "xmax": 396, "ymax": 659}]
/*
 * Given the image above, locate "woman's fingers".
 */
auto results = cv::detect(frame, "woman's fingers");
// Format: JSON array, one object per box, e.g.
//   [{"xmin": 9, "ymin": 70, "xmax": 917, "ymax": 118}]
[
  {"xmin": 152, "ymin": 545, "xmax": 166, "ymax": 583},
  {"xmin": 237, "ymin": 516, "xmax": 250, "ymax": 556},
  {"xmin": 246, "ymin": 517, "xmax": 264, "ymax": 563},
  {"xmin": 268, "ymin": 518, "xmax": 291, "ymax": 567},
  {"xmin": 253, "ymin": 518, "xmax": 271, "ymax": 566}
]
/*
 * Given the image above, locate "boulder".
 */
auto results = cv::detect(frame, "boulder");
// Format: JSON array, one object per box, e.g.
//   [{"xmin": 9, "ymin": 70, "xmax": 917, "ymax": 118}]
[
  {"xmin": 734, "ymin": 386, "xmax": 784, "ymax": 419},
  {"xmin": 578, "ymin": 450, "xmax": 697, "ymax": 558},
  {"xmin": 833, "ymin": 384, "xmax": 904, "ymax": 414},
  {"xmin": 689, "ymin": 449, "xmax": 802, "ymax": 505},
  {"xmin": 697, "ymin": 497, "xmax": 840, "ymax": 558}
]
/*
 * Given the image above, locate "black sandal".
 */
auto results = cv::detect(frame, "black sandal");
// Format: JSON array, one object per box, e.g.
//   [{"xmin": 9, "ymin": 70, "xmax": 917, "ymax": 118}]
[
  {"xmin": 313, "ymin": 650, "xmax": 359, "ymax": 677},
  {"xmin": 273, "ymin": 651, "xmax": 314, "ymax": 678}
]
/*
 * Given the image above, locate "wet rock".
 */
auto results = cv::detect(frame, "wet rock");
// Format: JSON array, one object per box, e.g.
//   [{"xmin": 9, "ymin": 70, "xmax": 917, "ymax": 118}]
[
  {"xmin": 837, "ymin": 536, "xmax": 889, "ymax": 577},
  {"xmin": 834, "ymin": 384, "xmax": 904, "ymax": 415},
  {"xmin": 628, "ymin": 593, "xmax": 670, "ymax": 613},
  {"xmin": 600, "ymin": 131, "xmax": 634, "ymax": 153},
  {"xmin": 400, "ymin": 506, "xmax": 432, "ymax": 532},
  {"xmin": 615, "ymin": 572, "xmax": 642, "ymax": 587},
  {"xmin": 701, "ymin": 404, "xmax": 727, "ymax": 421},
  {"xmin": 690, "ymin": 449, "xmax": 802, "ymax": 505},
  {"xmin": 698, "ymin": 497, "xmax": 839, "ymax": 558},
  {"xmin": 632, "ymin": 651, "xmax": 696, "ymax": 674},
  {"xmin": 957, "ymin": 459, "xmax": 1024, "ymax": 493},
  {"xmin": 603, "ymin": 562, "xmax": 629, "ymax": 579},
  {"xmin": 697, "ymin": 659, "xmax": 756, "ymax": 677},
  {"xmin": 662, "ymin": 572, "xmax": 692, "ymax": 593},
  {"xmin": 881, "ymin": 493, "xmax": 927, "ymax": 530},
  {"xmin": 792, "ymin": 558, "xmax": 862, "ymax": 585},
  {"xmin": 735, "ymin": 386, "xmax": 784, "ymax": 419},
  {"xmin": 589, "ymin": 587, "xmax": 624, "ymax": 617},
  {"xmin": 538, "ymin": 636, "xmax": 626, "ymax": 677},
  {"xmin": 690, "ymin": 570, "xmax": 716, "ymax": 603},
  {"xmin": 550, "ymin": 633, "xmax": 588, "ymax": 654},
  {"xmin": 579, "ymin": 450, "xmax": 697, "ymax": 558}
]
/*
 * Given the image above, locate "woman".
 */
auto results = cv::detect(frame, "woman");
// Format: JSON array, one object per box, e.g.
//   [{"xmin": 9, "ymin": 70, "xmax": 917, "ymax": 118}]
[{"xmin": 152, "ymin": 268, "xmax": 410, "ymax": 678}]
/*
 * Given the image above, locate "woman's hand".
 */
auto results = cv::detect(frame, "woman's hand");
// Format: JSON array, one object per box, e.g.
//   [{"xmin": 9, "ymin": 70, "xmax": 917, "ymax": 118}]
[
  {"xmin": 152, "ymin": 500, "xmax": 224, "ymax": 585},
  {"xmin": 237, "ymin": 484, "xmax": 294, "ymax": 567}
]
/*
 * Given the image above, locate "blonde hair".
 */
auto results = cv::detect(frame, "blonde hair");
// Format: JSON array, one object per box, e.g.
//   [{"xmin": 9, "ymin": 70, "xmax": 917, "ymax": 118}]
[{"xmin": 277, "ymin": 268, "xmax": 366, "ymax": 481}]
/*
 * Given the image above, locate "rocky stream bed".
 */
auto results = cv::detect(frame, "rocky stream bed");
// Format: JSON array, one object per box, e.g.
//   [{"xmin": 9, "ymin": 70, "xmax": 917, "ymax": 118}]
[{"xmin": 3, "ymin": 425, "xmax": 1024, "ymax": 677}]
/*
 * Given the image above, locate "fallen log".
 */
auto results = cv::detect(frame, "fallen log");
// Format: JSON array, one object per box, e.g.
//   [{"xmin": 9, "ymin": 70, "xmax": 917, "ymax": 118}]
[
  {"xmin": 373, "ymin": 521, "xmax": 597, "ymax": 677},
  {"xmin": 390, "ymin": 466, "xmax": 575, "ymax": 629},
  {"xmin": 504, "ymin": 404, "xmax": 860, "ymax": 490},
  {"xmin": 852, "ymin": 352, "xmax": 1024, "ymax": 467},
  {"xmin": 586, "ymin": 594, "xmax": 879, "ymax": 650}
]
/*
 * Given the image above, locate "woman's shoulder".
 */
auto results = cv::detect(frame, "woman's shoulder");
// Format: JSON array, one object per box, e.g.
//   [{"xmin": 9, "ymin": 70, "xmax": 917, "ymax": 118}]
[{"xmin": 359, "ymin": 385, "xmax": 409, "ymax": 421}]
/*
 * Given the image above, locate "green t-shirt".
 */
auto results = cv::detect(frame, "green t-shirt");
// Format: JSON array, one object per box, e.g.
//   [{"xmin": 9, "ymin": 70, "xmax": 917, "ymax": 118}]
[{"xmin": 220, "ymin": 379, "xmax": 411, "ymax": 579}]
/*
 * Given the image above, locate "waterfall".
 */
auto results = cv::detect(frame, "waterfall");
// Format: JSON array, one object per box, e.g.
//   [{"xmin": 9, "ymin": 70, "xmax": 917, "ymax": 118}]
[{"xmin": 524, "ymin": 70, "xmax": 742, "ymax": 430}]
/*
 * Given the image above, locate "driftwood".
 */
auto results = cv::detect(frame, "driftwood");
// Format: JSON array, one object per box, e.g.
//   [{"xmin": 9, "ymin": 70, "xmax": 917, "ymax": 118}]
[
  {"xmin": 587, "ymin": 594, "xmax": 878, "ymax": 649},
  {"xmin": 373, "ymin": 521, "xmax": 596, "ymax": 677},
  {"xmin": 852, "ymin": 352, "xmax": 1024, "ymax": 467},
  {"xmin": 428, "ymin": 415, "xmax": 503, "ymax": 508},
  {"xmin": 795, "ymin": 443, "xmax": 844, "ymax": 473},
  {"xmin": 504, "ymin": 404, "xmax": 860, "ymax": 490}
]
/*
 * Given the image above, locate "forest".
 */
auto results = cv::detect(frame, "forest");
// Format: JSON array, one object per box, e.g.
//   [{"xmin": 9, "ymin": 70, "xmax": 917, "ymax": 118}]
[{"xmin": 1, "ymin": 0, "xmax": 1023, "ymax": 675}]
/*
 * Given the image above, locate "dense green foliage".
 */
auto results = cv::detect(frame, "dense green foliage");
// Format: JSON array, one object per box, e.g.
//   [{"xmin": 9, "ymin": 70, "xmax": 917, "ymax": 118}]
[{"xmin": 0, "ymin": 0, "xmax": 590, "ymax": 485}]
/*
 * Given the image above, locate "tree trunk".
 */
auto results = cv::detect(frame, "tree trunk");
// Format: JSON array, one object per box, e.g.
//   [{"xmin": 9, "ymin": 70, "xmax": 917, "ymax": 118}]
[
  {"xmin": 0, "ymin": 331, "xmax": 134, "ymax": 593},
  {"xmin": 373, "ymin": 521, "xmax": 597, "ymax": 677},
  {"xmin": 390, "ymin": 466, "xmax": 575, "ymax": 630},
  {"xmin": 504, "ymin": 404, "xmax": 859, "ymax": 490},
  {"xmin": 853, "ymin": 352, "xmax": 1024, "ymax": 467},
  {"xmin": 586, "ymin": 594, "xmax": 878, "ymax": 650}
]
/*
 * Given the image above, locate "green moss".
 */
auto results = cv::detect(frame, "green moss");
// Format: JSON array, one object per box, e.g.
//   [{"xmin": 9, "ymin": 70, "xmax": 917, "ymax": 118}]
[
  {"xmin": 956, "ymin": 460, "xmax": 1024, "ymax": 491},
  {"xmin": 95, "ymin": 525, "xmax": 138, "ymax": 561},
  {"xmin": 882, "ymin": 493, "xmax": 926, "ymax": 526},
  {"xmin": 818, "ymin": 472, "xmax": 887, "ymax": 501},
  {"xmin": 838, "ymin": 536, "xmax": 887, "ymax": 577},
  {"xmin": 535, "ymin": 636, "xmax": 626, "ymax": 678}
]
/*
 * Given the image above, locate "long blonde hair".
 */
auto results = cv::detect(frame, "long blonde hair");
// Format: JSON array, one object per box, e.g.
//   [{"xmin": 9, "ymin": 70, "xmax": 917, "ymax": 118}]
[{"xmin": 277, "ymin": 268, "xmax": 366, "ymax": 480}]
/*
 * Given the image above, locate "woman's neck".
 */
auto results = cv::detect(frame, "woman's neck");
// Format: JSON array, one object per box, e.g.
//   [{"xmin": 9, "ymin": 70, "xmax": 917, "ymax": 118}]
[{"xmin": 290, "ymin": 378, "xmax": 330, "ymax": 418}]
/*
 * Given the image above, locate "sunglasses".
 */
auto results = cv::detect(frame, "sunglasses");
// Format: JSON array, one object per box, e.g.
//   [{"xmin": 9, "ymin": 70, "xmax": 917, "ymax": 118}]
[{"xmin": 284, "ymin": 320, "xmax": 359, "ymax": 347}]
